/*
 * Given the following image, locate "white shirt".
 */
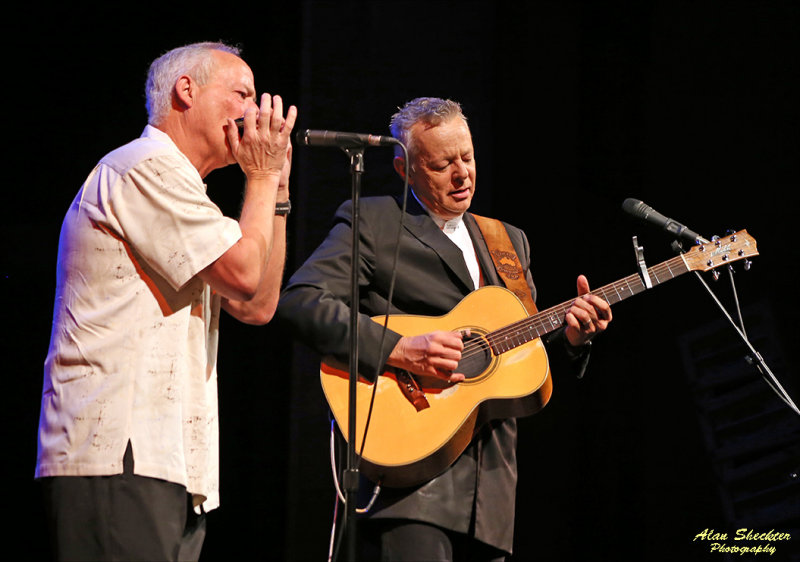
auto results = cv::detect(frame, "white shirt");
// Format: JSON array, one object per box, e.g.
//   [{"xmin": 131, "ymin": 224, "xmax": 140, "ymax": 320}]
[
  {"xmin": 36, "ymin": 125, "xmax": 242, "ymax": 512},
  {"xmin": 413, "ymin": 191, "xmax": 481, "ymax": 290}
]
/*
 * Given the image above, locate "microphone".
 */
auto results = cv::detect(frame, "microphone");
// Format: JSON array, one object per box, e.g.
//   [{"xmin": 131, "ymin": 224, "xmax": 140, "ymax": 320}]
[
  {"xmin": 622, "ymin": 198, "xmax": 707, "ymax": 244},
  {"xmin": 295, "ymin": 129, "xmax": 400, "ymax": 149}
]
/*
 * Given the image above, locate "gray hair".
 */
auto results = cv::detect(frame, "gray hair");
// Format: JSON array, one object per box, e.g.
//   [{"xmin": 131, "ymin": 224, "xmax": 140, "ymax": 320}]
[
  {"xmin": 389, "ymin": 97, "xmax": 467, "ymax": 157},
  {"xmin": 145, "ymin": 41, "xmax": 241, "ymax": 125}
]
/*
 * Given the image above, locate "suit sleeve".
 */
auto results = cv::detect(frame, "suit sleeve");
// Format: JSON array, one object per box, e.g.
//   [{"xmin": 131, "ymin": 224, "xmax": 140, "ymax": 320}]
[{"xmin": 277, "ymin": 201, "xmax": 402, "ymax": 379}]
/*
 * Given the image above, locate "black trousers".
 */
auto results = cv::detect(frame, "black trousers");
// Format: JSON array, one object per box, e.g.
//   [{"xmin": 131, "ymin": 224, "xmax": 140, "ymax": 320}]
[
  {"xmin": 359, "ymin": 519, "xmax": 508, "ymax": 562},
  {"xmin": 40, "ymin": 442, "xmax": 206, "ymax": 562}
]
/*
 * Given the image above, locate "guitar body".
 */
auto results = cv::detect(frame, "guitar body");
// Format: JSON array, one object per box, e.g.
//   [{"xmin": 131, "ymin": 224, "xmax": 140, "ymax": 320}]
[{"xmin": 320, "ymin": 285, "xmax": 552, "ymax": 488}]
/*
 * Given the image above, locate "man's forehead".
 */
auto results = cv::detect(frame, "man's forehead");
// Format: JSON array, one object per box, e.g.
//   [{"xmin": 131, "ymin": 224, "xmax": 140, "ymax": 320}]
[
  {"xmin": 211, "ymin": 51, "xmax": 256, "ymax": 92},
  {"xmin": 213, "ymin": 51, "xmax": 253, "ymax": 77},
  {"xmin": 413, "ymin": 119, "xmax": 473, "ymax": 155}
]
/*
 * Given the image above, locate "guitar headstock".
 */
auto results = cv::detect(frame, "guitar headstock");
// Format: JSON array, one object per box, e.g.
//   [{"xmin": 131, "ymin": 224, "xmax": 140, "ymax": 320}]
[{"xmin": 683, "ymin": 230, "xmax": 759, "ymax": 272}]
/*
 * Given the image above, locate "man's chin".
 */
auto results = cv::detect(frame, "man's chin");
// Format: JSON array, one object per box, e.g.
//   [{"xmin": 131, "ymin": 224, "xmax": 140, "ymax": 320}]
[{"xmin": 449, "ymin": 194, "xmax": 473, "ymax": 210}]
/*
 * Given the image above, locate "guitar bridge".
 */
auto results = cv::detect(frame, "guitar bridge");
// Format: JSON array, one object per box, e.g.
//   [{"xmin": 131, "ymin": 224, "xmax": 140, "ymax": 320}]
[{"xmin": 395, "ymin": 370, "xmax": 430, "ymax": 412}]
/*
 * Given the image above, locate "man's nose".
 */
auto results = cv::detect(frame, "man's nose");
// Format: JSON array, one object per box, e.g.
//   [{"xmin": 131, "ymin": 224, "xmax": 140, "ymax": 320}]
[{"xmin": 452, "ymin": 160, "xmax": 469, "ymax": 182}]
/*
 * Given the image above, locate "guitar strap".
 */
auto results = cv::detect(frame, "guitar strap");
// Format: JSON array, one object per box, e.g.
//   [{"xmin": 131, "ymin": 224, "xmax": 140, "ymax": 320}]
[
  {"xmin": 471, "ymin": 214, "xmax": 538, "ymax": 315},
  {"xmin": 392, "ymin": 214, "xmax": 538, "ymax": 414}
]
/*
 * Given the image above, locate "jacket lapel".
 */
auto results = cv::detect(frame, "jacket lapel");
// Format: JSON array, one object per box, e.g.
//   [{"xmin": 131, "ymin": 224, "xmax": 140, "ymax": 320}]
[{"xmin": 398, "ymin": 195, "xmax": 476, "ymax": 292}]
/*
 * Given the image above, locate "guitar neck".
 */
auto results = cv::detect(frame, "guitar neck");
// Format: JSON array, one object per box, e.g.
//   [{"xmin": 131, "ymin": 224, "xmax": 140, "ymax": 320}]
[
  {"xmin": 591, "ymin": 253, "xmax": 690, "ymax": 306},
  {"xmin": 487, "ymin": 253, "xmax": 689, "ymax": 354},
  {"xmin": 485, "ymin": 228, "xmax": 759, "ymax": 356}
]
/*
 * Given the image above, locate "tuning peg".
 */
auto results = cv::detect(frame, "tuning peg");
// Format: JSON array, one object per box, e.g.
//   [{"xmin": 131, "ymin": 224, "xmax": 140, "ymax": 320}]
[
  {"xmin": 744, "ymin": 259, "xmax": 752, "ymax": 271},
  {"xmin": 712, "ymin": 270, "xmax": 721, "ymax": 281}
]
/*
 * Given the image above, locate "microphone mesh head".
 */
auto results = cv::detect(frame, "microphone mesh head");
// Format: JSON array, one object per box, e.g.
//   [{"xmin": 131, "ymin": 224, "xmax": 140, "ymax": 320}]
[{"xmin": 622, "ymin": 198, "xmax": 646, "ymax": 218}]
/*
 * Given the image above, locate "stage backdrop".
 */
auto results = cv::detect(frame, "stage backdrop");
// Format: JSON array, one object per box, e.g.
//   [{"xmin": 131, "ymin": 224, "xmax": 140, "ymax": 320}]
[{"xmin": 6, "ymin": 1, "xmax": 798, "ymax": 561}]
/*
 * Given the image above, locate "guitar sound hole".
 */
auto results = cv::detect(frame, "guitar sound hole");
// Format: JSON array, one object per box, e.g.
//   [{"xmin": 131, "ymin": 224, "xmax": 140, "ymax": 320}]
[{"xmin": 457, "ymin": 333, "xmax": 492, "ymax": 380}]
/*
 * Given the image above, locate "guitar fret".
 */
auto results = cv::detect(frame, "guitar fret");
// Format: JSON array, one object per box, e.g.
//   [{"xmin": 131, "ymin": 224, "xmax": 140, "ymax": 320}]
[
  {"xmin": 667, "ymin": 258, "xmax": 688, "ymax": 277},
  {"xmin": 655, "ymin": 263, "xmax": 673, "ymax": 283},
  {"xmin": 650, "ymin": 267, "xmax": 664, "ymax": 285},
  {"xmin": 523, "ymin": 325, "xmax": 536, "ymax": 342},
  {"xmin": 604, "ymin": 277, "xmax": 639, "ymax": 305},
  {"xmin": 628, "ymin": 275, "xmax": 646, "ymax": 296},
  {"xmin": 648, "ymin": 256, "xmax": 688, "ymax": 288},
  {"xmin": 492, "ymin": 331, "xmax": 529, "ymax": 354},
  {"xmin": 624, "ymin": 277, "xmax": 637, "ymax": 297}
]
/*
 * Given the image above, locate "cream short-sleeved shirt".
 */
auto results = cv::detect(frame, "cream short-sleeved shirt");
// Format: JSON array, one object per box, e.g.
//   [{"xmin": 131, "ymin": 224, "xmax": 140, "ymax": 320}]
[{"xmin": 36, "ymin": 125, "xmax": 242, "ymax": 512}]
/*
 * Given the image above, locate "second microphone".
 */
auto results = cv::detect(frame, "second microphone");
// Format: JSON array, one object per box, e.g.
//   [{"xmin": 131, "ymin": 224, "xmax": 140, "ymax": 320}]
[{"xmin": 295, "ymin": 129, "xmax": 400, "ymax": 149}]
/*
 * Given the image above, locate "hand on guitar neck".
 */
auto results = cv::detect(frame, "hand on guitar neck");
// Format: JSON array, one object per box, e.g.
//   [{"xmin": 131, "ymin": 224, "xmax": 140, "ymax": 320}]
[
  {"xmin": 387, "ymin": 330, "xmax": 469, "ymax": 384},
  {"xmin": 564, "ymin": 274, "xmax": 613, "ymax": 347}
]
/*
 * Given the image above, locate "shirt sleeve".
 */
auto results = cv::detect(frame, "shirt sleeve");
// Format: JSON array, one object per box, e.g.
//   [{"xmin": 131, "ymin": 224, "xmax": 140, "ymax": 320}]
[{"xmin": 105, "ymin": 153, "xmax": 242, "ymax": 291}]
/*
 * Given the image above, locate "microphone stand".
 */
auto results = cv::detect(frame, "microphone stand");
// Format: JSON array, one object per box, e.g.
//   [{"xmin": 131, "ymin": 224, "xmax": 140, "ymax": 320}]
[
  {"xmin": 299, "ymin": 134, "xmax": 405, "ymax": 561},
  {"xmin": 671, "ymin": 239, "xmax": 800, "ymax": 416},
  {"xmin": 342, "ymin": 146, "xmax": 364, "ymax": 562}
]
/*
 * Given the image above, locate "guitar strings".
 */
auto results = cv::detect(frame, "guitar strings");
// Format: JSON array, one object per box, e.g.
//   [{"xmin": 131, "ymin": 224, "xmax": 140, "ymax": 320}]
[
  {"xmin": 457, "ymin": 237, "xmax": 749, "ymax": 363},
  {"xmin": 457, "ymin": 258, "xmax": 688, "ymax": 362}
]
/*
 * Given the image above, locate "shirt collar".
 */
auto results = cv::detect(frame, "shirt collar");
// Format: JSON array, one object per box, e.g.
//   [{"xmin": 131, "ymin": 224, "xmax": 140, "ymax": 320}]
[
  {"xmin": 142, "ymin": 124, "xmax": 178, "ymax": 147},
  {"xmin": 141, "ymin": 125, "xmax": 207, "ymax": 190},
  {"xmin": 411, "ymin": 189, "xmax": 464, "ymax": 234}
]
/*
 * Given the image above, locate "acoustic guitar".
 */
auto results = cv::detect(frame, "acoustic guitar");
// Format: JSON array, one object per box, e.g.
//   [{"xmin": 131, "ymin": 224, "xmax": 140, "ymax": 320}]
[{"xmin": 320, "ymin": 230, "xmax": 758, "ymax": 487}]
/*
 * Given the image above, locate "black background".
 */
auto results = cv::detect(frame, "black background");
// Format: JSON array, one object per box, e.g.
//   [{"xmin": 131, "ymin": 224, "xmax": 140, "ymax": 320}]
[{"xmin": 5, "ymin": 1, "xmax": 799, "ymax": 560}]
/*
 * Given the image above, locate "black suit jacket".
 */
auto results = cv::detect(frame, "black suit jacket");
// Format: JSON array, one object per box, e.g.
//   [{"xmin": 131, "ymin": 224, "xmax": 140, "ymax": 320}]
[{"xmin": 277, "ymin": 194, "xmax": 587, "ymax": 553}]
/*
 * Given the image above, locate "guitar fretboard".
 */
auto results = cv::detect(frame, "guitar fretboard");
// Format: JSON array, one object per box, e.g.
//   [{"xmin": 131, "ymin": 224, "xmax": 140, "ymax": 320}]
[{"xmin": 485, "ymin": 253, "xmax": 690, "ymax": 355}]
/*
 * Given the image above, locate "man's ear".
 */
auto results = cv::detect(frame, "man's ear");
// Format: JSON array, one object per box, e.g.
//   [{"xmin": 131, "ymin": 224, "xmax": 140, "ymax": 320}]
[
  {"xmin": 393, "ymin": 156, "xmax": 408, "ymax": 181},
  {"xmin": 173, "ymin": 75, "xmax": 195, "ymax": 110}
]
